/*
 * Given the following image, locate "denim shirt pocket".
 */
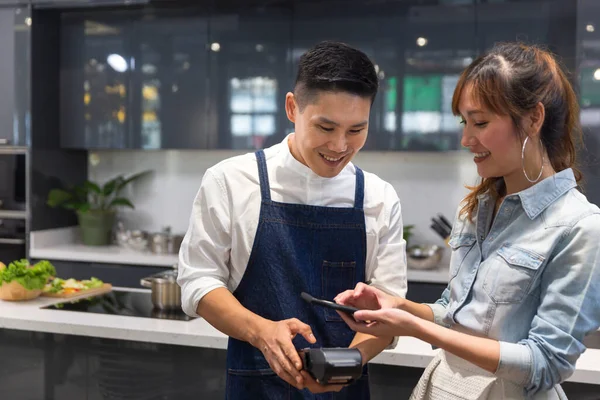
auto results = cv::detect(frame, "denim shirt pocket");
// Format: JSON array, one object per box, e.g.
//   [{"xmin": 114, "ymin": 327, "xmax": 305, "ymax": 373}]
[
  {"xmin": 322, "ymin": 261, "xmax": 356, "ymax": 322},
  {"xmin": 448, "ymin": 234, "xmax": 477, "ymax": 279},
  {"xmin": 483, "ymin": 244, "xmax": 545, "ymax": 304}
]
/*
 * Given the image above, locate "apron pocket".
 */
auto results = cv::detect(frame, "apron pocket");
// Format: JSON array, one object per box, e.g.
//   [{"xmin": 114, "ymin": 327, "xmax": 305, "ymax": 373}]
[
  {"xmin": 322, "ymin": 260, "xmax": 356, "ymax": 322},
  {"xmin": 226, "ymin": 368, "xmax": 290, "ymax": 400}
]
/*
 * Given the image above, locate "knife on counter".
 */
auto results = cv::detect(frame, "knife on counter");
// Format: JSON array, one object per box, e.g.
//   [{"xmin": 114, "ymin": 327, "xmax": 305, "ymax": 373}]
[{"xmin": 430, "ymin": 214, "xmax": 452, "ymax": 245}]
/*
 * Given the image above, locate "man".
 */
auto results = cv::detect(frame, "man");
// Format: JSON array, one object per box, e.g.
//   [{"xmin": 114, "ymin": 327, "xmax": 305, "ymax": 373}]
[{"xmin": 177, "ymin": 41, "xmax": 407, "ymax": 399}]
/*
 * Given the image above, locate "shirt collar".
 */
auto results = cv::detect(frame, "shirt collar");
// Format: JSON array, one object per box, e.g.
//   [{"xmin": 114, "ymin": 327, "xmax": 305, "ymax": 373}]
[
  {"xmin": 279, "ymin": 133, "xmax": 355, "ymax": 180},
  {"xmin": 478, "ymin": 169, "xmax": 577, "ymax": 220},
  {"xmin": 517, "ymin": 168, "xmax": 577, "ymax": 219}
]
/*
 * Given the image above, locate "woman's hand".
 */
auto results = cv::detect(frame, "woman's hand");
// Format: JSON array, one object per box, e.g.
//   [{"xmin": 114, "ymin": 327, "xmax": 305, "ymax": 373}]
[
  {"xmin": 338, "ymin": 308, "xmax": 420, "ymax": 338},
  {"xmin": 335, "ymin": 282, "xmax": 400, "ymax": 311}
]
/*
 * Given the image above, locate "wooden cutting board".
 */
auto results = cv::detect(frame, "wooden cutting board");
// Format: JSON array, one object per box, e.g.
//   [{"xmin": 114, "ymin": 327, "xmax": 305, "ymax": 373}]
[{"xmin": 42, "ymin": 283, "xmax": 113, "ymax": 299}]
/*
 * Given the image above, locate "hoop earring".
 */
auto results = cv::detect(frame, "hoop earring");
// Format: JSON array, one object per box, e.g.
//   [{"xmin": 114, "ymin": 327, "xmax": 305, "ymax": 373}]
[{"xmin": 521, "ymin": 136, "xmax": 544, "ymax": 183}]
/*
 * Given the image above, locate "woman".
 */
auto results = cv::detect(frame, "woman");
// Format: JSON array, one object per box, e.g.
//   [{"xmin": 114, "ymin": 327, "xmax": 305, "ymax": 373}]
[{"xmin": 336, "ymin": 42, "xmax": 600, "ymax": 399}]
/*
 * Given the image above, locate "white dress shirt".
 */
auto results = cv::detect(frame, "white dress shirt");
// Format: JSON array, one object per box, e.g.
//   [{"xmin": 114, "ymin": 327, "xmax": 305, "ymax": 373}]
[{"xmin": 178, "ymin": 135, "xmax": 407, "ymax": 317}]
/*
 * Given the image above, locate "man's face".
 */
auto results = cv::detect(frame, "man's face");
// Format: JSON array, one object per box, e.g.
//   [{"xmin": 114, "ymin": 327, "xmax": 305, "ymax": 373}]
[{"xmin": 286, "ymin": 91, "xmax": 371, "ymax": 178}]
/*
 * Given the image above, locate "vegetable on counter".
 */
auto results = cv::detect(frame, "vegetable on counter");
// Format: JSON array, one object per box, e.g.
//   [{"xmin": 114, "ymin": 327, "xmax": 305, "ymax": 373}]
[
  {"xmin": 0, "ymin": 259, "xmax": 56, "ymax": 291},
  {"xmin": 44, "ymin": 277, "xmax": 104, "ymax": 295}
]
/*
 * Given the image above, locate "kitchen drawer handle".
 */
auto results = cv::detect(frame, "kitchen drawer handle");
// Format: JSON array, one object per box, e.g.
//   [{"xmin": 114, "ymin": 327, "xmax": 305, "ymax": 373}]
[
  {"xmin": 0, "ymin": 138, "xmax": 9, "ymax": 145},
  {"xmin": 0, "ymin": 210, "xmax": 27, "ymax": 219},
  {"xmin": 0, "ymin": 238, "xmax": 26, "ymax": 245}
]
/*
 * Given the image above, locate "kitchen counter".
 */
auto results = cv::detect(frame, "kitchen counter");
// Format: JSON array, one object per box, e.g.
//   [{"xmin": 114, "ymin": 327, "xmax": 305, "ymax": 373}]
[
  {"xmin": 1, "ymin": 288, "xmax": 599, "ymax": 385},
  {"xmin": 406, "ymin": 265, "xmax": 450, "ymax": 284},
  {"xmin": 30, "ymin": 227, "xmax": 178, "ymax": 267}
]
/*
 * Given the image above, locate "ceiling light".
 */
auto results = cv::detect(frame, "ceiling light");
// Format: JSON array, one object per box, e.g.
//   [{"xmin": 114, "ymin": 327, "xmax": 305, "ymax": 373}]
[{"xmin": 107, "ymin": 54, "xmax": 128, "ymax": 73}]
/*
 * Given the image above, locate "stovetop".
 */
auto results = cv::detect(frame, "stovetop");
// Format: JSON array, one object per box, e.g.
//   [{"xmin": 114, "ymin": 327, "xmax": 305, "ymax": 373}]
[{"xmin": 43, "ymin": 290, "xmax": 194, "ymax": 321}]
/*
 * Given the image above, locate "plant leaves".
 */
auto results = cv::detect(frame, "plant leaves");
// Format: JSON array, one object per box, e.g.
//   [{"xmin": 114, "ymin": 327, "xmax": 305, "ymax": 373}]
[
  {"xmin": 63, "ymin": 202, "xmax": 86, "ymax": 211},
  {"xmin": 108, "ymin": 197, "xmax": 135, "ymax": 209},
  {"xmin": 115, "ymin": 170, "xmax": 152, "ymax": 192},
  {"xmin": 72, "ymin": 185, "xmax": 89, "ymax": 202},
  {"xmin": 84, "ymin": 181, "xmax": 102, "ymax": 194},
  {"xmin": 47, "ymin": 189, "xmax": 73, "ymax": 208},
  {"xmin": 102, "ymin": 175, "xmax": 124, "ymax": 197}
]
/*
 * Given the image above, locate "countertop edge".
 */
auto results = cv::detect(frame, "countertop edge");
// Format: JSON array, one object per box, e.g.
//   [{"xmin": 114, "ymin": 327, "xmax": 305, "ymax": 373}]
[{"xmin": 1, "ymin": 314, "xmax": 599, "ymax": 385}]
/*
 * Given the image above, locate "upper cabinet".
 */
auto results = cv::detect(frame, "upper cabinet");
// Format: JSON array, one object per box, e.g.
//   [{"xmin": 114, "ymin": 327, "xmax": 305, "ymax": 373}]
[
  {"xmin": 207, "ymin": 1, "xmax": 292, "ymax": 150},
  {"xmin": 0, "ymin": 6, "xmax": 30, "ymax": 147},
  {"xmin": 577, "ymin": 0, "xmax": 600, "ymax": 207},
  {"xmin": 57, "ymin": 0, "xmax": 578, "ymax": 151},
  {"xmin": 60, "ymin": 9, "xmax": 211, "ymax": 149}
]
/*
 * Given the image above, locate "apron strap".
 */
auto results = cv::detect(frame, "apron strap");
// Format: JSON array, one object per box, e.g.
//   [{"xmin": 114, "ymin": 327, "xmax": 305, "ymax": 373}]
[
  {"xmin": 354, "ymin": 167, "xmax": 365, "ymax": 210},
  {"xmin": 255, "ymin": 150, "xmax": 271, "ymax": 201}
]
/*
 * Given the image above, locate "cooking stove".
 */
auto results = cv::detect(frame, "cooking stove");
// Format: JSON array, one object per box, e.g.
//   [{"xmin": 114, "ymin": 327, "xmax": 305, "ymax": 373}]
[{"xmin": 43, "ymin": 289, "xmax": 194, "ymax": 321}]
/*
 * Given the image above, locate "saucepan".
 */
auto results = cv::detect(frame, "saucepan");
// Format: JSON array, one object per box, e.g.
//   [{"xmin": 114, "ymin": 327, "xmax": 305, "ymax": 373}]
[{"xmin": 140, "ymin": 264, "xmax": 181, "ymax": 310}]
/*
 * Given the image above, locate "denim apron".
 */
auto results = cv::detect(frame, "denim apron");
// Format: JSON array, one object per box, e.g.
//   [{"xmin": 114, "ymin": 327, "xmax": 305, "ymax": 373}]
[{"xmin": 225, "ymin": 150, "xmax": 370, "ymax": 399}]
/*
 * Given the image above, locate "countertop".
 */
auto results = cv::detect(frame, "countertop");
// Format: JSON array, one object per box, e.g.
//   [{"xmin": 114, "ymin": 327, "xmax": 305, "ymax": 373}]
[
  {"xmin": 30, "ymin": 227, "xmax": 179, "ymax": 267},
  {"xmin": 0, "ymin": 288, "xmax": 598, "ymax": 385}
]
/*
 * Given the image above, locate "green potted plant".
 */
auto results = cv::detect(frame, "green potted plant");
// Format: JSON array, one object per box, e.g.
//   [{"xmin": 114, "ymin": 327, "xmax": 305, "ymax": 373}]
[
  {"xmin": 46, "ymin": 171, "xmax": 151, "ymax": 246},
  {"xmin": 403, "ymin": 224, "xmax": 415, "ymax": 247}
]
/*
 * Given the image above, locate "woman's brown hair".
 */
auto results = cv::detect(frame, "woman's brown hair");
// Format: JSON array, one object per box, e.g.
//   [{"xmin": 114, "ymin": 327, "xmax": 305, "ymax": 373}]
[{"xmin": 452, "ymin": 42, "xmax": 583, "ymax": 221}]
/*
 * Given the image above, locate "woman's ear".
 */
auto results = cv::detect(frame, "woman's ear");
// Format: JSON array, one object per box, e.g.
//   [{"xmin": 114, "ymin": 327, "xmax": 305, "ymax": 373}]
[{"xmin": 527, "ymin": 102, "xmax": 546, "ymax": 138}]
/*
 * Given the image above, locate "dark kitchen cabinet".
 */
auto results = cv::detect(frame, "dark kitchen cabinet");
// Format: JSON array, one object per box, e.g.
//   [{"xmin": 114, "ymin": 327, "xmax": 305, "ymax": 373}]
[
  {"xmin": 207, "ymin": 1, "xmax": 293, "ymax": 150},
  {"xmin": 60, "ymin": 11, "xmax": 134, "ymax": 149},
  {"xmin": 60, "ymin": 8, "xmax": 212, "ymax": 149},
  {"xmin": 0, "ymin": 6, "xmax": 30, "ymax": 147},
  {"xmin": 31, "ymin": 0, "xmax": 147, "ymax": 6},
  {"xmin": 56, "ymin": 0, "xmax": 580, "ymax": 152}
]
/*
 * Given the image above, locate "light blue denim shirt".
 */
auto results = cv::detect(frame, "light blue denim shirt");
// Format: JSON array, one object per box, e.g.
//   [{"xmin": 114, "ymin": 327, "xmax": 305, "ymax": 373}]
[{"xmin": 427, "ymin": 168, "xmax": 600, "ymax": 397}]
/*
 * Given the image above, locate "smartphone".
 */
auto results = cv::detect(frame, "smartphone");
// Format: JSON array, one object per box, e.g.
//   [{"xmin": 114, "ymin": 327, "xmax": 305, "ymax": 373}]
[{"xmin": 300, "ymin": 292, "xmax": 360, "ymax": 315}]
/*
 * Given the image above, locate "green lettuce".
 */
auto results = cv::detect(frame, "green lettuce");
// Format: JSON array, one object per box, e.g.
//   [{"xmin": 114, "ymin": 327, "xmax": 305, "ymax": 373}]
[
  {"xmin": 85, "ymin": 277, "xmax": 103, "ymax": 289},
  {"xmin": 0, "ymin": 259, "xmax": 56, "ymax": 291}
]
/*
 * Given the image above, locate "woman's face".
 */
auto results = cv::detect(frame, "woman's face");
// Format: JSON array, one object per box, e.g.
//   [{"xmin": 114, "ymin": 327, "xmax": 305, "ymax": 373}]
[{"xmin": 458, "ymin": 85, "xmax": 524, "ymax": 181}]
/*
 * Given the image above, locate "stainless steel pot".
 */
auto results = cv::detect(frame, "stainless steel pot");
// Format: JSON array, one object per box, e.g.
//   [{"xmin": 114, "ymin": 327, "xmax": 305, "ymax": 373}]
[
  {"xmin": 148, "ymin": 227, "xmax": 184, "ymax": 255},
  {"xmin": 140, "ymin": 265, "xmax": 181, "ymax": 310}
]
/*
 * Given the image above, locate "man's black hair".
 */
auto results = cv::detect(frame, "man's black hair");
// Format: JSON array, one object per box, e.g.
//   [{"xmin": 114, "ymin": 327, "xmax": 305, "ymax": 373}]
[{"xmin": 294, "ymin": 41, "xmax": 378, "ymax": 111}]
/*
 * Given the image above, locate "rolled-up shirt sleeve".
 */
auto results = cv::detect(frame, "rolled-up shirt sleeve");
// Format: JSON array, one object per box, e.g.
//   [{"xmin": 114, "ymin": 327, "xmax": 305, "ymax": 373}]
[
  {"xmin": 368, "ymin": 184, "xmax": 407, "ymax": 299},
  {"xmin": 364, "ymin": 185, "xmax": 407, "ymax": 350},
  {"xmin": 177, "ymin": 169, "xmax": 232, "ymax": 317},
  {"xmin": 426, "ymin": 288, "xmax": 451, "ymax": 328},
  {"xmin": 495, "ymin": 213, "xmax": 600, "ymax": 396}
]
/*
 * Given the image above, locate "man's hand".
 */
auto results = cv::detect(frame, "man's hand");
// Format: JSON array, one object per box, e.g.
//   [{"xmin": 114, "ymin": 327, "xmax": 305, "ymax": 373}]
[
  {"xmin": 252, "ymin": 318, "xmax": 316, "ymax": 390},
  {"xmin": 300, "ymin": 371, "xmax": 346, "ymax": 394}
]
